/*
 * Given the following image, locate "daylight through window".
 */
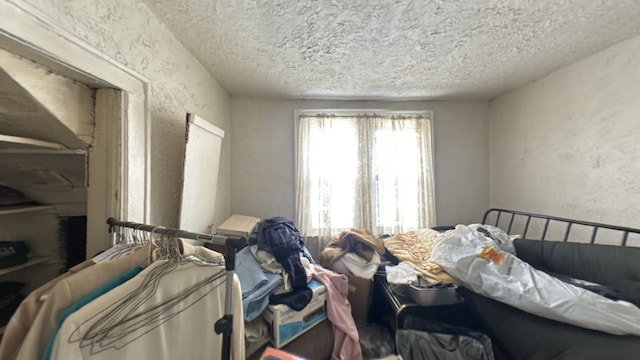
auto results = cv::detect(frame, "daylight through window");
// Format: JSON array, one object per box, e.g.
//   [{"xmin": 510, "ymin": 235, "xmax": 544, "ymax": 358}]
[{"xmin": 295, "ymin": 112, "xmax": 436, "ymax": 252}]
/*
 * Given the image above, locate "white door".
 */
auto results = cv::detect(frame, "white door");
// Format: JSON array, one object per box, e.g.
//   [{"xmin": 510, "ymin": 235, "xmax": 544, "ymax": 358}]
[{"xmin": 178, "ymin": 113, "xmax": 224, "ymax": 234}]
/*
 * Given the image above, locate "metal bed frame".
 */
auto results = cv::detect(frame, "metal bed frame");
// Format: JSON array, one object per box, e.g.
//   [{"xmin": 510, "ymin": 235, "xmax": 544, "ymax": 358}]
[{"xmin": 482, "ymin": 208, "xmax": 640, "ymax": 247}]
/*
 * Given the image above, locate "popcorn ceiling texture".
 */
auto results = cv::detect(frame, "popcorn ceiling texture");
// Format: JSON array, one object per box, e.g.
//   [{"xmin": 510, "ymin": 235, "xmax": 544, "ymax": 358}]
[{"xmin": 143, "ymin": 0, "xmax": 640, "ymax": 99}]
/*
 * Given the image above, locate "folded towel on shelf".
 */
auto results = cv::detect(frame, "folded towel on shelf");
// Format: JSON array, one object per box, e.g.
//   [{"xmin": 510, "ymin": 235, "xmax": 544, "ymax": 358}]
[
  {"xmin": 236, "ymin": 247, "xmax": 268, "ymax": 299},
  {"xmin": 243, "ymin": 272, "xmax": 283, "ymax": 322},
  {"xmin": 236, "ymin": 246, "xmax": 285, "ymax": 322}
]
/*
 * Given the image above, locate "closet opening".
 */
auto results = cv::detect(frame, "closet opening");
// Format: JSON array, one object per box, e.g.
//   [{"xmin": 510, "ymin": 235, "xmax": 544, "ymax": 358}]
[
  {"xmin": 0, "ymin": 49, "xmax": 121, "ymax": 297},
  {"xmin": 0, "ymin": 0, "xmax": 150, "ymax": 336}
]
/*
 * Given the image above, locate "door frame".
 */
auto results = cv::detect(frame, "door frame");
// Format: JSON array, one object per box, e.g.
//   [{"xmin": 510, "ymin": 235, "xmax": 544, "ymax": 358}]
[{"xmin": 0, "ymin": 0, "xmax": 151, "ymax": 257}]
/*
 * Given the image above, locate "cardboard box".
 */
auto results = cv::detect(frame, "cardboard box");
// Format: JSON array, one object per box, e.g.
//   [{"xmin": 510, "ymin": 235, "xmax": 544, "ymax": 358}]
[
  {"xmin": 345, "ymin": 273, "xmax": 373, "ymax": 323},
  {"xmin": 216, "ymin": 214, "xmax": 260, "ymax": 237},
  {"xmin": 262, "ymin": 280, "xmax": 327, "ymax": 348}
]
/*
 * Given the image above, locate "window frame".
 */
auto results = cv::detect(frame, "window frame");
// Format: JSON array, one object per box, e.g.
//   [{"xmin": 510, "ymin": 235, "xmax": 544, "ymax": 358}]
[{"xmin": 294, "ymin": 109, "xmax": 436, "ymax": 235}]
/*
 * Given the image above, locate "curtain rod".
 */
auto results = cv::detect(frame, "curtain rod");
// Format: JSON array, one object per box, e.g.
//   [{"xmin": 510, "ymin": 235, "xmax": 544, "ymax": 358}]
[{"xmin": 106, "ymin": 217, "xmax": 236, "ymax": 246}]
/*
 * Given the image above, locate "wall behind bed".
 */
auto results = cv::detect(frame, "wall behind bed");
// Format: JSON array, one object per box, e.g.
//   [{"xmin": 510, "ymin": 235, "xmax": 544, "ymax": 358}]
[
  {"xmin": 229, "ymin": 99, "xmax": 489, "ymax": 229},
  {"xmin": 489, "ymin": 34, "xmax": 640, "ymax": 229}
]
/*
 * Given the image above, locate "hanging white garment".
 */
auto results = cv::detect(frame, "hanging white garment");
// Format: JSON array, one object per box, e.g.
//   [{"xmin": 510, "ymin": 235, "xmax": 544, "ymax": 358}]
[
  {"xmin": 49, "ymin": 246, "xmax": 244, "ymax": 360},
  {"xmin": 15, "ymin": 246, "xmax": 151, "ymax": 360}
]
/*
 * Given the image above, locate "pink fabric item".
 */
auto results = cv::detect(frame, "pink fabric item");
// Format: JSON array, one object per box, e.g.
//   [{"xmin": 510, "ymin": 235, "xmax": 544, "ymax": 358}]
[
  {"xmin": 329, "ymin": 258, "xmax": 352, "ymax": 275},
  {"xmin": 312, "ymin": 266, "xmax": 363, "ymax": 360}
]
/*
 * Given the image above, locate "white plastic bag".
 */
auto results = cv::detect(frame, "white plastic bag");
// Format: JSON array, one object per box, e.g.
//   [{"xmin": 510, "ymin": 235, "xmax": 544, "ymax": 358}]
[
  {"xmin": 467, "ymin": 224, "xmax": 516, "ymax": 255},
  {"xmin": 431, "ymin": 225, "xmax": 640, "ymax": 336}
]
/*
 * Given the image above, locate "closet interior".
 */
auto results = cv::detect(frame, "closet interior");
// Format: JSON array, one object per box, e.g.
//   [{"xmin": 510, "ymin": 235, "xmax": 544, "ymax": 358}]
[{"xmin": 0, "ymin": 49, "xmax": 93, "ymax": 334}]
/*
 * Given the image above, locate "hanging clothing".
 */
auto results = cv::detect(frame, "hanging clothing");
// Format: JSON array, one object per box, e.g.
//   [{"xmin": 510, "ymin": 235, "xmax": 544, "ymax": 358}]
[
  {"xmin": 312, "ymin": 266, "xmax": 362, "ymax": 360},
  {"xmin": 14, "ymin": 246, "xmax": 150, "ymax": 360},
  {"xmin": 0, "ymin": 259, "xmax": 95, "ymax": 360},
  {"xmin": 41, "ymin": 266, "xmax": 144, "ymax": 360},
  {"xmin": 49, "ymin": 257, "xmax": 245, "ymax": 359},
  {"xmin": 91, "ymin": 243, "xmax": 141, "ymax": 263}
]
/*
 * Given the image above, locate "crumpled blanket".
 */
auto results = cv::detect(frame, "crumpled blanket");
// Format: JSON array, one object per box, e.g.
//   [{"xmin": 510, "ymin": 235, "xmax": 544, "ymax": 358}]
[
  {"xmin": 319, "ymin": 228, "xmax": 385, "ymax": 269},
  {"xmin": 383, "ymin": 228, "xmax": 455, "ymax": 285}
]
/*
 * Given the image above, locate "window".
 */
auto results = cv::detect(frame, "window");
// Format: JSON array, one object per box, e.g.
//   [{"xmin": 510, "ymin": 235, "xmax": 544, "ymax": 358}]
[{"xmin": 295, "ymin": 111, "xmax": 436, "ymax": 253}]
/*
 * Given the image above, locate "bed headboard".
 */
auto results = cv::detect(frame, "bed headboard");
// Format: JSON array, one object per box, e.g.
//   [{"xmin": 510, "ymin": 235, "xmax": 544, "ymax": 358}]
[{"xmin": 482, "ymin": 208, "xmax": 640, "ymax": 247}]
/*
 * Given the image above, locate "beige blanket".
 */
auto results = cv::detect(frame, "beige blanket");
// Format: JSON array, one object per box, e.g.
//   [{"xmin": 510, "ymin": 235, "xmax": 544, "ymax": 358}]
[{"xmin": 383, "ymin": 228, "xmax": 455, "ymax": 285}]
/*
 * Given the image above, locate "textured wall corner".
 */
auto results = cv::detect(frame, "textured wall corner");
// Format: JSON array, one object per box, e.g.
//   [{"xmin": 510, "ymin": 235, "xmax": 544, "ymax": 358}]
[{"xmin": 489, "ymin": 34, "xmax": 640, "ymax": 229}]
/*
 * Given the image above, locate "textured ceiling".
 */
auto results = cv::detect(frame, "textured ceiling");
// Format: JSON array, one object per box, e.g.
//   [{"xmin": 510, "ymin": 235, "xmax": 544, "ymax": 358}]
[{"xmin": 143, "ymin": 0, "xmax": 640, "ymax": 100}]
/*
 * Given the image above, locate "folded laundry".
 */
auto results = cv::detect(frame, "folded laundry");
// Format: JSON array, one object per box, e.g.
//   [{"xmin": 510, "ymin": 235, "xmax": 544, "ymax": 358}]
[
  {"xmin": 243, "ymin": 271, "xmax": 283, "ymax": 322},
  {"xmin": 250, "ymin": 245, "xmax": 314, "ymax": 294},
  {"xmin": 236, "ymin": 247, "xmax": 268, "ymax": 299},
  {"xmin": 236, "ymin": 246, "xmax": 285, "ymax": 322}
]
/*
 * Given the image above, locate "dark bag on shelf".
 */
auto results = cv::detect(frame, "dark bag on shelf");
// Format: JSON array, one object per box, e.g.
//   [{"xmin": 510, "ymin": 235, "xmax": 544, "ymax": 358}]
[{"xmin": 0, "ymin": 241, "xmax": 29, "ymax": 269}]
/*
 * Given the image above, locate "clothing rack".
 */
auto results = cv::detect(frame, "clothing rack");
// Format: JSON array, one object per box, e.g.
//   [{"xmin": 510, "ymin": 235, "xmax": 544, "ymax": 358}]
[{"xmin": 106, "ymin": 217, "xmax": 246, "ymax": 360}]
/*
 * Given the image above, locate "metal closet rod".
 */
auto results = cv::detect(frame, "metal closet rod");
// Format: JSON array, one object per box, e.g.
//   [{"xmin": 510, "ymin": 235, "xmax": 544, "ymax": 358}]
[
  {"xmin": 105, "ymin": 217, "xmax": 245, "ymax": 360},
  {"xmin": 106, "ymin": 217, "xmax": 226, "ymax": 245}
]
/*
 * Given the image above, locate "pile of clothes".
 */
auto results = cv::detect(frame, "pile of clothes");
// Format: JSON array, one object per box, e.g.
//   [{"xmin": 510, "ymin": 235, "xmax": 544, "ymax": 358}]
[
  {"xmin": 236, "ymin": 217, "xmax": 315, "ymax": 322},
  {"xmin": 318, "ymin": 228, "xmax": 385, "ymax": 280},
  {"xmin": 236, "ymin": 217, "xmax": 364, "ymax": 359}
]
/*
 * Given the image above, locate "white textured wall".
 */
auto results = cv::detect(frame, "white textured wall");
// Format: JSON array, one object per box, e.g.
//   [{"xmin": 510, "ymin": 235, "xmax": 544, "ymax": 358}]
[
  {"xmin": 22, "ymin": 0, "xmax": 232, "ymax": 227},
  {"xmin": 489, "ymin": 34, "xmax": 640, "ymax": 228},
  {"xmin": 230, "ymin": 99, "xmax": 489, "ymax": 227}
]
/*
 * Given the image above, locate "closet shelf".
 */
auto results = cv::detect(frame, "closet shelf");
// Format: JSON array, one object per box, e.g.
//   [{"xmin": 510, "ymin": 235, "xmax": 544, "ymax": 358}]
[
  {"xmin": 0, "ymin": 255, "xmax": 52, "ymax": 276},
  {"xmin": 0, "ymin": 205, "xmax": 56, "ymax": 216}
]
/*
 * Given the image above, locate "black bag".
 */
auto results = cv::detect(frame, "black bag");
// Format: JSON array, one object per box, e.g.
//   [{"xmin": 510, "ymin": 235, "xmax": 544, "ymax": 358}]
[
  {"xmin": 0, "ymin": 241, "xmax": 29, "ymax": 269},
  {"xmin": 396, "ymin": 317, "xmax": 494, "ymax": 360}
]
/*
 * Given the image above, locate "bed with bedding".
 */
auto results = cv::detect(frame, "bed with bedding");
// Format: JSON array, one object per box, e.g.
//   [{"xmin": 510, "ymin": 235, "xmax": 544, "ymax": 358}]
[{"xmin": 457, "ymin": 208, "xmax": 640, "ymax": 360}]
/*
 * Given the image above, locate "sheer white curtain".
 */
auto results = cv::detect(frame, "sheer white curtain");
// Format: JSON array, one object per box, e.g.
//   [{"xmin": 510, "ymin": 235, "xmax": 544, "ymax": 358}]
[{"xmin": 296, "ymin": 112, "xmax": 436, "ymax": 258}]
